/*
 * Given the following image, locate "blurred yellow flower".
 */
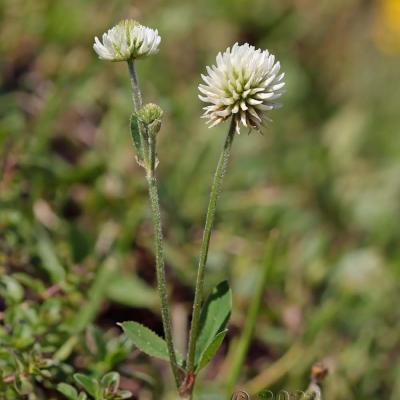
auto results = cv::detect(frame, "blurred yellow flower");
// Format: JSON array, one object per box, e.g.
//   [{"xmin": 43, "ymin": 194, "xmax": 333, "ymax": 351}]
[{"xmin": 373, "ymin": 0, "xmax": 400, "ymax": 54}]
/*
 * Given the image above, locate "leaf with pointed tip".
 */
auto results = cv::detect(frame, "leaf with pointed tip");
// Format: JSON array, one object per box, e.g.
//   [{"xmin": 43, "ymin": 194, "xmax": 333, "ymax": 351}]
[
  {"xmin": 194, "ymin": 280, "xmax": 231, "ymax": 368},
  {"xmin": 196, "ymin": 329, "xmax": 228, "ymax": 372},
  {"xmin": 119, "ymin": 321, "xmax": 183, "ymax": 365}
]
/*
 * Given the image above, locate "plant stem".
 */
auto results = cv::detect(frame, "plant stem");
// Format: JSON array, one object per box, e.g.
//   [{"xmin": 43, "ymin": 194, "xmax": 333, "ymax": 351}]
[
  {"xmin": 127, "ymin": 60, "xmax": 150, "ymax": 167},
  {"xmin": 186, "ymin": 118, "xmax": 236, "ymax": 375},
  {"xmin": 127, "ymin": 60, "xmax": 143, "ymax": 110},
  {"xmin": 225, "ymin": 233, "xmax": 279, "ymax": 397},
  {"xmin": 146, "ymin": 171, "xmax": 181, "ymax": 388},
  {"xmin": 126, "ymin": 60, "xmax": 181, "ymax": 388}
]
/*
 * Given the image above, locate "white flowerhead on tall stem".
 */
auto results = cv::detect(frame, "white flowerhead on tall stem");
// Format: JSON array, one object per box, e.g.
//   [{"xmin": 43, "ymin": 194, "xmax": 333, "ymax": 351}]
[
  {"xmin": 199, "ymin": 43, "xmax": 285, "ymax": 134},
  {"xmin": 93, "ymin": 19, "xmax": 161, "ymax": 62}
]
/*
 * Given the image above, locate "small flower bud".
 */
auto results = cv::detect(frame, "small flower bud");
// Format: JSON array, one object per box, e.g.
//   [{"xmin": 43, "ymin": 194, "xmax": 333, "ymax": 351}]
[{"xmin": 137, "ymin": 103, "xmax": 163, "ymax": 135}]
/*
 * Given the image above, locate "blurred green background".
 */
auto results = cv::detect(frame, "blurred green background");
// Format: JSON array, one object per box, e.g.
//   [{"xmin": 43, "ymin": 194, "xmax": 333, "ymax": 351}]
[{"xmin": 1, "ymin": 0, "xmax": 400, "ymax": 399}]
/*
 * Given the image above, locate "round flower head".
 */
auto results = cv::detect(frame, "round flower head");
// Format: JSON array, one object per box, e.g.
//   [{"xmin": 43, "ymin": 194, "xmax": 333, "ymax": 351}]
[
  {"xmin": 199, "ymin": 43, "xmax": 285, "ymax": 133},
  {"xmin": 93, "ymin": 19, "xmax": 161, "ymax": 62}
]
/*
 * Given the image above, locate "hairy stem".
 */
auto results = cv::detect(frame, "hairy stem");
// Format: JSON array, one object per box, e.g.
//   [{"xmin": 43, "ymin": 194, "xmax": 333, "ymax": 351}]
[
  {"xmin": 127, "ymin": 60, "xmax": 143, "ymax": 110},
  {"xmin": 127, "ymin": 60, "xmax": 181, "ymax": 388},
  {"xmin": 186, "ymin": 118, "xmax": 236, "ymax": 376},
  {"xmin": 146, "ymin": 172, "xmax": 181, "ymax": 387}
]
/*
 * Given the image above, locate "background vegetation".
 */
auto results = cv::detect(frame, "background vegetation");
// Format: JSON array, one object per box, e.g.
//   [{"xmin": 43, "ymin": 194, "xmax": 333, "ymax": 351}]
[{"xmin": 1, "ymin": 0, "xmax": 400, "ymax": 398}]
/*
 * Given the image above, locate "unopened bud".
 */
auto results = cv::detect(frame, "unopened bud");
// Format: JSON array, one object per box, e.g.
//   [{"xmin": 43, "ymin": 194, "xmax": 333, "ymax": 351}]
[{"xmin": 137, "ymin": 103, "xmax": 163, "ymax": 135}]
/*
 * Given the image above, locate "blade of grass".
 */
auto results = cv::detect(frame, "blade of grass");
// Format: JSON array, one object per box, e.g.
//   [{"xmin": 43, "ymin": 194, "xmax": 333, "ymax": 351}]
[
  {"xmin": 71, "ymin": 257, "xmax": 117, "ymax": 334},
  {"xmin": 225, "ymin": 232, "xmax": 280, "ymax": 397}
]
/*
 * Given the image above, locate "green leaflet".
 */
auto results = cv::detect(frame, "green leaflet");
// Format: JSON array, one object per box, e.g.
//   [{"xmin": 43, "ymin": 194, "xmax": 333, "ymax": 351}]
[
  {"xmin": 57, "ymin": 383, "xmax": 78, "ymax": 400},
  {"xmin": 196, "ymin": 329, "xmax": 228, "ymax": 372},
  {"xmin": 73, "ymin": 374, "xmax": 98, "ymax": 397},
  {"xmin": 194, "ymin": 280, "xmax": 231, "ymax": 369},
  {"xmin": 119, "ymin": 321, "xmax": 183, "ymax": 365}
]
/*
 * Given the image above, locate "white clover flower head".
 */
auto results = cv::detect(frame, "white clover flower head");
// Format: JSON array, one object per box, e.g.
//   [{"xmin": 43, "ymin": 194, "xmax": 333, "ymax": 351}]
[
  {"xmin": 93, "ymin": 19, "xmax": 161, "ymax": 62},
  {"xmin": 199, "ymin": 43, "xmax": 285, "ymax": 134}
]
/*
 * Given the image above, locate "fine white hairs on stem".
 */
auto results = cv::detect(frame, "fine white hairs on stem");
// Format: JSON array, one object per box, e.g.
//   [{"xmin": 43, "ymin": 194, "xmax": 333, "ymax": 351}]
[
  {"xmin": 93, "ymin": 19, "xmax": 161, "ymax": 62},
  {"xmin": 199, "ymin": 43, "xmax": 285, "ymax": 134}
]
